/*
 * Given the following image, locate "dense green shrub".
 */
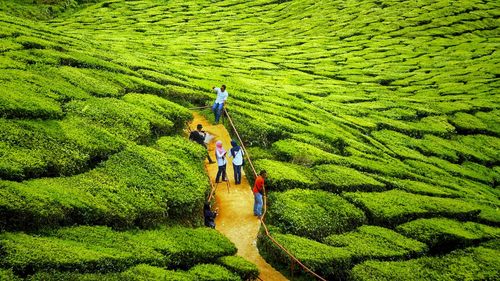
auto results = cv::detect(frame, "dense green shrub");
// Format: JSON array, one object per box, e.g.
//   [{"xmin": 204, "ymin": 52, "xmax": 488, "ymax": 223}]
[
  {"xmin": 343, "ymin": 190, "xmax": 481, "ymax": 226},
  {"xmin": 268, "ymin": 189, "xmax": 366, "ymax": 240},
  {"xmin": 272, "ymin": 139, "xmax": 344, "ymax": 166},
  {"xmin": 65, "ymin": 97, "xmax": 173, "ymax": 142},
  {"xmin": 323, "ymin": 225, "xmax": 427, "ymax": 262},
  {"xmin": 350, "ymin": 246, "xmax": 500, "ymax": 281},
  {"xmin": 449, "ymin": 112, "xmax": 488, "ymax": 134},
  {"xmin": 0, "ymin": 143, "xmax": 209, "ymax": 231},
  {"xmin": 29, "ymin": 271, "xmax": 121, "ymax": 281},
  {"xmin": 0, "ymin": 225, "xmax": 236, "ymax": 275},
  {"xmin": 188, "ymin": 264, "xmax": 241, "ymax": 281},
  {"xmin": 217, "ymin": 256, "xmax": 259, "ymax": 280},
  {"xmin": 381, "ymin": 178, "xmax": 458, "ymax": 198},
  {"xmin": 258, "ymin": 227, "xmax": 351, "ymax": 279},
  {"xmin": 0, "ymin": 117, "xmax": 125, "ymax": 180},
  {"xmin": 396, "ymin": 218, "xmax": 500, "ymax": 250},
  {"xmin": 123, "ymin": 93, "xmax": 192, "ymax": 131},
  {"xmin": 312, "ymin": 164, "xmax": 386, "ymax": 193},
  {"xmin": 120, "ymin": 264, "xmax": 191, "ymax": 280},
  {"xmin": 0, "ymin": 81, "xmax": 63, "ymax": 119},
  {"xmin": 253, "ymin": 159, "xmax": 316, "ymax": 191},
  {"xmin": 0, "ymin": 269, "xmax": 20, "ymax": 281},
  {"xmin": 56, "ymin": 67, "xmax": 123, "ymax": 97}
]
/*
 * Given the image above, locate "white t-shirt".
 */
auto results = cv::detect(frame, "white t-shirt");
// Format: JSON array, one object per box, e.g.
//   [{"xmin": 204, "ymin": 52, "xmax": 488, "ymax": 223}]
[
  {"xmin": 232, "ymin": 149, "xmax": 244, "ymax": 166},
  {"xmin": 214, "ymin": 88, "xmax": 228, "ymax": 104},
  {"xmin": 216, "ymin": 150, "xmax": 227, "ymax": 166}
]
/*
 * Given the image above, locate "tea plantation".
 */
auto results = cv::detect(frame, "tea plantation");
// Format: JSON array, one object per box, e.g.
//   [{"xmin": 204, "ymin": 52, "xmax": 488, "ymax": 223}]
[{"xmin": 1, "ymin": 0, "xmax": 499, "ymax": 280}]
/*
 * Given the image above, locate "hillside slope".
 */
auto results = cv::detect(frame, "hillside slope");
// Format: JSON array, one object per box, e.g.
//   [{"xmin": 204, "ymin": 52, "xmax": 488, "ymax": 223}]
[{"xmin": 0, "ymin": 0, "xmax": 499, "ymax": 280}]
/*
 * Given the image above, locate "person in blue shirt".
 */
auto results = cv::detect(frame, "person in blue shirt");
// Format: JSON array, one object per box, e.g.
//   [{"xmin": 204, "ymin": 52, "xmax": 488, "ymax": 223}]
[{"xmin": 211, "ymin": 85, "xmax": 228, "ymax": 124}]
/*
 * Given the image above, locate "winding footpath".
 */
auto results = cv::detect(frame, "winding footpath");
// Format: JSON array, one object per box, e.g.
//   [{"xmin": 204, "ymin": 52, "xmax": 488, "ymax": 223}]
[{"xmin": 190, "ymin": 112, "xmax": 288, "ymax": 281}]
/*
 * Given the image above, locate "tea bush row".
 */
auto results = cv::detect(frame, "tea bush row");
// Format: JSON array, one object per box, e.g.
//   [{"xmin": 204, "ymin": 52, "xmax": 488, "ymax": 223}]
[
  {"xmin": 28, "ymin": 263, "xmax": 243, "ymax": 281},
  {"xmin": 253, "ymin": 159, "xmax": 386, "ymax": 193},
  {"xmin": 396, "ymin": 218, "xmax": 500, "ymax": 250},
  {"xmin": 0, "ymin": 117, "xmax": 125, "ymax": 180},
  {"xmin": 0, "ymin": 138, "xmax": 208, "ymax": 231},
  {"xmin": 343, "ymin": 190, "xmax": 482, "ymax": 226},
  {"xmin": 0, "ymin": 94, "xmax": 191, "ymax": 180},
  {"xmin": 350, "ymin": 245, "xmax": 500, "ymax": 281},
  {"xmin": 0, "ymin": 225, "xmax": 236, "ymax": 276},
  {"xmin": 267, "ymin": 189, "xmax": 366, "ymax": 240},
  {"xmin": 323, "ymin": 225, "xmax": 427, "ymax": 262},
  {"xmin": 258, "ymin": 225, "xmax": 425, "ymax": 279}
]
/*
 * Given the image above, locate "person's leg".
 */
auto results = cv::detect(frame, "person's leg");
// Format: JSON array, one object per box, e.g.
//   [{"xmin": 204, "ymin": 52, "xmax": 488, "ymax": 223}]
[
  {"xmin": 215, "ymin": 103, "xmax": 223, "ymax": 123},
  {"xmin": 253, "ymin": 193, "xmax": 259, "ymax": 216},
  {"xmin": 204, "ymin": 144, "xmax": 214, "ymax": 163},
  {"xmin": 233, "ymin": 164, "xmax": 237, "ymax": 183},
  {"xmin": 235, "ymin": 165, "xmax": 242, "ymax": 184},
  {"xmin": 222, "ymin": 164, "xmax": 227, "ymax": 181},
  {"xmin": 216, "ymin": 165, "xmax": 223, "ymax": 182},
  {"xmin": 212, "ymin": 102, "xmax": 218, "ymax": 122},
  {"xmin": 255, "ymin": 193, "xmax": 263, "ymax": 217}
]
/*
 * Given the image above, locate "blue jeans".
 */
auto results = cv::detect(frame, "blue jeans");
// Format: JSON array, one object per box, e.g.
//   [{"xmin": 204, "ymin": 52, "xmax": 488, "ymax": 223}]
[
  {"xmin": 212, "ymin": 102, "xmax": 224, "ymax": 123},
  {"xmin": 216, "ymin": 164, "xmax": 226, "ymax": 182},
  {"xmin": 233, "ymin": 164, "xmax": 242, "ymax": 184},
  {"xmin": 254, "ymin": 192, "xmax": 263, "ymax": 217}
]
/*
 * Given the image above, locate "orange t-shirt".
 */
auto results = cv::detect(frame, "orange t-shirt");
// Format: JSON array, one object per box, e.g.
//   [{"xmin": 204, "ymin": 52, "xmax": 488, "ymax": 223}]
[{"xmin": 253, "ymin": 176, "xmax": 265, "ymax": 194}]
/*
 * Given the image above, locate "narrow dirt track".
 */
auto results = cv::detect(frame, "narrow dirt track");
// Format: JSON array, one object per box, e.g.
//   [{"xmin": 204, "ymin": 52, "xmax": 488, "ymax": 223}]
[{"xmin": 190, "ymin": 112, "xmax": 288, "ymax": 281}]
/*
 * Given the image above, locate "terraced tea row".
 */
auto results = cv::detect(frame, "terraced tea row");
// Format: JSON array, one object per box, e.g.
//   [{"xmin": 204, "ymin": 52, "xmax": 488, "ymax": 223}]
[{"xmin": 0, "ymin": 0, "xmax": 498, "ymax": 279}]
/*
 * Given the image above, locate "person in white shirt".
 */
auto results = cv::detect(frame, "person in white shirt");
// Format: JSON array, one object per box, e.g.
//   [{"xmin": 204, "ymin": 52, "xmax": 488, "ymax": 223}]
[
  {"xmin": 230, "ymin": 140, "xmax": 244, "ymax": 184},
  {"xmin": 211, "ymin": 85, "xmax": 228, "ymax": 123},
  {"xmin": 215, "ymin": 140, "xmax": 227, "ymax": 183}
]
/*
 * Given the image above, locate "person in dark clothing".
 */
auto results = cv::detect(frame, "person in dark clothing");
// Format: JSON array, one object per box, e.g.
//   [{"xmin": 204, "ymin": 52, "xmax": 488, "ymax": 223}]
[
  {"xmin": 189, "ymin": 124, "xmax": 215, "ymax": 164},
  {"xmin": 230, "ymin": 140, "xmax": 244, "ymax": 185},
  {"xmin": 204, "ymin": 202, "xmax": 217, "ymax": 228}
]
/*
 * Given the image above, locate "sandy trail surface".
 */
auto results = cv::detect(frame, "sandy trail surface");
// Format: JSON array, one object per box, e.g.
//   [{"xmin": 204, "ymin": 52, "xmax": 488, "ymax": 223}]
[{"xmin": 190, "ymin": 112, "xmax": 288, "ymax": 281}]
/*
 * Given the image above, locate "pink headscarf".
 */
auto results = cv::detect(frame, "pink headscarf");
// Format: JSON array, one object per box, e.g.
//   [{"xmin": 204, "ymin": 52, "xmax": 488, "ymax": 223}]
[{"xmin": 216, "ymin": 140, "xmax": 226, "ymax": 155}]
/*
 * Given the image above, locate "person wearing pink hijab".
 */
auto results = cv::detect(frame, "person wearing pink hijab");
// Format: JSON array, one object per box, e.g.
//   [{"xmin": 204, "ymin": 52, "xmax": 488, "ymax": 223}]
[{"xmin": 215, "ymin": 140, "xmax": 227, "ymax": 183}]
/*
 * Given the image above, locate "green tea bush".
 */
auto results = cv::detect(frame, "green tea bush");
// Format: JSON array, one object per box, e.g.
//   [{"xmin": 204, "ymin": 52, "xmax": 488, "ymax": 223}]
[
  {"xmin": 375, "ymin": 116, "xmax": 455, "ymax": 137},
  {"xmin": 475, "ymin": 110, "xmax": 500, "ymax": 135},
  {"xmin": 449, "ymin": 112, "xmax": 488, "ymax": 134},
  {"xmin": 350, "ymin": 246, "xmax": 500, "ymax": 281},
  {"xmin": 0, "ymin": 269, "xmax": 20, "ymax": 281},
  {"xmin": 253, "ymin": 159, "xmax": 317, "ymax": 191},
  {"xmin": 56, "ymin": 67, "xmax": 123, "ymax": 97},
  {"xmin": 343, "ymin": 190, "xmax": 481, "ymax": 226},
  {"xmin": 120, "ymin": 264, "xmax": 191, "ymax": 280},
  {"xmin": 0, "ymin": 143, "xmax": 209, "ymax": 231},
  {"xmin": 312, "ymin": 164, "xmax": 386, "ymax": 193},
  {"xmin": 323, "ymin": 225, "xmax": 427, "ymax": 261},
  {"xmin": 396, "ymin": 218, "xmax": 500, "ymax": 250},
  {"xmin": 0, "ymin": 81, "xmax": 63, "ymax": 119},
  {"xmin": 272, "ymin": 139, "xmax": 344, "ymax": 166},
  {"xmin": 29, "ymin": 271, "xmax": 121, "ymax": 281},
  {"xmin": 267, "ymin": 189, "xmax": 366, "ymax": 240},
  {"xmin": 123, "ymin": 93, "xmax": 192, "ymax": 131},
  {"xmin": 217, "ymin": 256, "xmax": 259, "ymax": 281},
  {"xmin": 65, "ymin": 97, "xmax": 173, "ymax": 142},
  {"xmin": 231, "ymin": 111, "xmax": 291, "ymax": 147},
  {"xmin": 0, "ymin": 117, "xmax": 125, "ymax": 180},
  {"xmin": 382, "ymin": 178, "xmax": 458, "ymax": 198},
  {"xmin": 258, "ymin": 227, "xmax": 352, "ymax": 279},
  {"xmin": 188, "ymin": 264, "xmax": 241, "ymax": 281},
  {"xmin": 0, "ymin": 225, "xmax": 236, "ymax": 275}
]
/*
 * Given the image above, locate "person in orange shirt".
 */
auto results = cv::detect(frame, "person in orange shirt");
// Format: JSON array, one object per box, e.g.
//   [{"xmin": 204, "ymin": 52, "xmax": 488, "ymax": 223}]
[{"xmin": 253, "ymin": 170, "xmax": 267, "ymax": 218}]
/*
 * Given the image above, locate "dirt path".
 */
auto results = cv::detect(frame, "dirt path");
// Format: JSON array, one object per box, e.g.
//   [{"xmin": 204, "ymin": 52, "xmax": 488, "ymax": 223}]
[{"xmin": 190, "ymin": 112, "xmax": 288, "ymax": 281}]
